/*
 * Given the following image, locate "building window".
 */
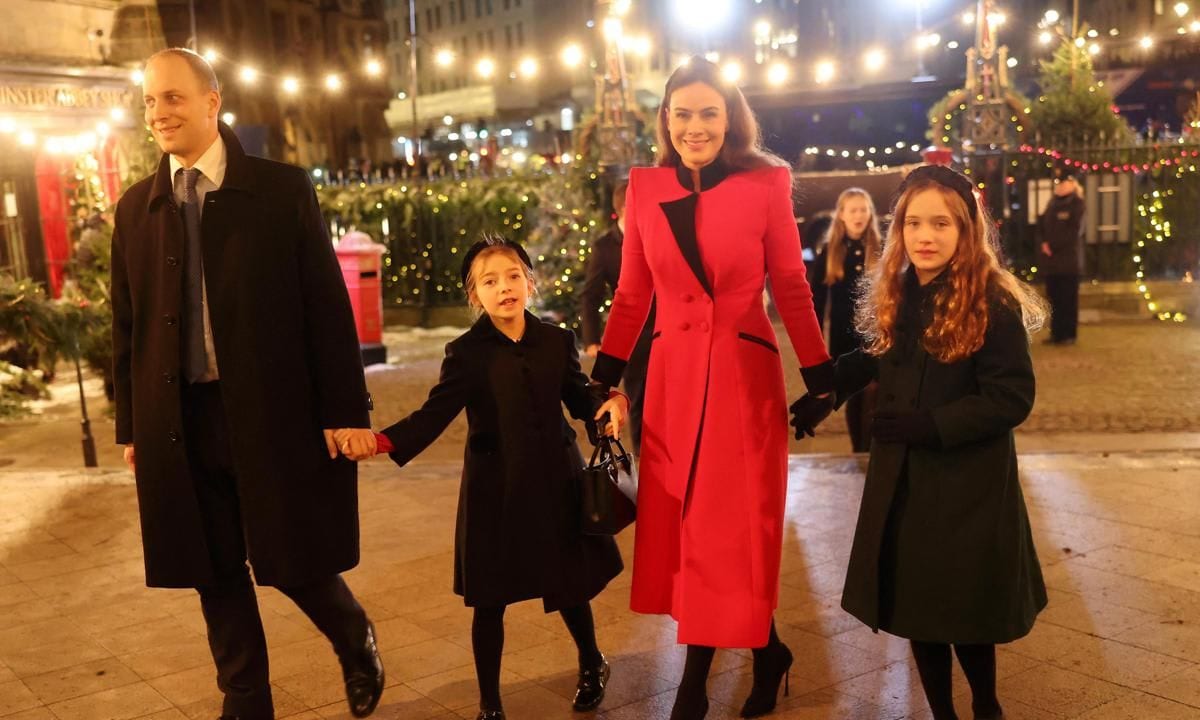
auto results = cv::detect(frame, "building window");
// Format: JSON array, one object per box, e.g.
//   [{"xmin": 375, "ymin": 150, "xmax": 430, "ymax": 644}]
[
  {"xmin": 505, "ymin": 25, "xmax": 512, "ymax": 49},
  {"xmin": 503, "ymin": 0, "xmax": 510, "ymax": 9},
  {"xmin": 516, "ymin": 22, "xmax": 524, "ymax": 46},
  {"xmin": 486, "ymin": 0, "xmax": 493, "ymax": 16},
  {"xmin": 475, "ymin": 0, "xmax": 481, "ymax": 18},
  {"xmin": 477, "ymin": 31, "xmax": 484, "ymax": 50},
  {"xmin": 487, "ymin": 29, "xmax": 494, "ymax": 49},
  {"xmin": 459, "ymin": 0, "xmax": 466, "ymax": 23},
  {"xmin": 425, "ymin": 8, "xmax": 433, "ymax": 32},
  {"xmin": 435, "ymin": 6, "xmax": 442, "ymax": 28}
]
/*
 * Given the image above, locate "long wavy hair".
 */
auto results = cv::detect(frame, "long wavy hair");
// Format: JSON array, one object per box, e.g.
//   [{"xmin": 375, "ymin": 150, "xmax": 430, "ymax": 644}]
[
  {"xmin": 655, "ymin": 57, "xmax": 789, "ymax": 174},
  {"xmin": 824, "ymin": 188, "xmax": 882, "ymax": 285},
  {"xmin": 855, "ymin": 181, "xmax": 1047, "ymax": 363}
]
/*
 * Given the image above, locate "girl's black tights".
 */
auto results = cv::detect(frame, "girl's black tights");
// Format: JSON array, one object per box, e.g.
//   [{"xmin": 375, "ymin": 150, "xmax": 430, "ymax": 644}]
[
  {"xmin": 472, "ymin": 603, "xmax": 602, "ymax": 711},
  {"xmin": 910, "ymin": 641, "xmax": 1001, "ymax": 720}
]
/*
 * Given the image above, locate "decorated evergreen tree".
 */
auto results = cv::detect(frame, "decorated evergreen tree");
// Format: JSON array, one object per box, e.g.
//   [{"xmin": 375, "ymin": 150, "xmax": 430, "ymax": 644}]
[
  {"xmin": 1185, "ymin": 91, "xmax": 1200, "ymax": 139},
  {"xmin": 523, "ymin": 167, "xmax": 606, "ymax": 327},
  {"xmin": 1029, "ymin": 31, "xmax": 1134, "ymax": 148}
]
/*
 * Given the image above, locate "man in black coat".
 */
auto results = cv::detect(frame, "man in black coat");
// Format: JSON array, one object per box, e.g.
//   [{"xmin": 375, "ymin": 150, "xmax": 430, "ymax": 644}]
[
  {"xmin": 111, "ymin": 49, "xmax": 383, "ymax": 719},
  {"xmin": 1037, "ymin": 176, "xmax": 1086, "ymax": 345},
  {"xmin": 579, "ymin": 181, "xmax": 653, "ymax": 453}
]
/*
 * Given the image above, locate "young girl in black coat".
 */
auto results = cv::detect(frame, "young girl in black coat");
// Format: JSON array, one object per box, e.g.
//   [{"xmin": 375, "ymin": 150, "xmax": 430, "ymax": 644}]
[
  {"xmin": 341, "ymin": 236, "xmax": 628, "ymax": 720},
  {"xmin": 793, "ymin": 166, "xmax": 1049, "ymax": 720},
  {"xmin": 811, "ymin": 188, "xmax": 883, "ymax": 451}
]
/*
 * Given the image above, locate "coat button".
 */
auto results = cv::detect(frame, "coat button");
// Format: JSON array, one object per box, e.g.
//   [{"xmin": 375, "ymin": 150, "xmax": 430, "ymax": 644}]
[
  {"xmin": 164, "ymin": 315, "xmax": 177, "ymax": 326},
  {"xmin": 168, "ymin": 431, "xmax": 180, "ymax": 442},
  {"xmin": 698, "ymin": 321, "xmax": 710, "ymax": 332},
  {"xmin": 855, "ymin": 265, "xmax": 863, "ymax": 272},
  {"xmin": 681, "ymin": 293, "xmax": 694, "ymax": 303},
  {"xmin": 163, "ymin": 373, "xmax": 176, "ymax": 384},
  {"xmin": 166, "ymin": 256, "xmax": 179, "ymax": 266},
  {"xmin": 679, "ymin": 322, "xmax": 691, "ymax": 331}
]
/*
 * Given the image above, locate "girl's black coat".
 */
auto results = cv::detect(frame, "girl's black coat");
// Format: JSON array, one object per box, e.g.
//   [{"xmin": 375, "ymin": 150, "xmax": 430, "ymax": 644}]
[
  {"xmin": 836, "ymin": 270, "xmax": 1047, "ymax": 643},
  {"xmin": 381, "ymin": 312, "xmax": 623, "ymax": 610}
]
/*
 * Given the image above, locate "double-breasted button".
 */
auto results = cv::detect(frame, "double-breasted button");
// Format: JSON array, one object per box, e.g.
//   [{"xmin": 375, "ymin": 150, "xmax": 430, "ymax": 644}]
[
  {"xmin": 855, "ymin": 249, "xmax": 863, "ymax": 257},
  {"xmin": 166, "ymin": 256, "xmax": 179, "ymax": 267},
  {"xmin": 681, "ymin": 293, "xmax": 694, "ymax": 303},
  {"xmin": 679, "ymin": 322, "xmax": 691, "ymax": 331},
  {"xmin": 163, "ymin": 314, "xmax": 177, "ymax": 326},
  {"xmin": 163, "ymin": 372, "xmax": 176, "ymax": 384},
  {"xmin": 698, "ymin": 321, "xmax": 710, "ymax": 333},
  {"xmin": 855, "ymin": 265, "xmax": 863, "ymax": 272},
  {"xmin": 167, "ymin": 431, "xmax": 180, "ymax": 443}
]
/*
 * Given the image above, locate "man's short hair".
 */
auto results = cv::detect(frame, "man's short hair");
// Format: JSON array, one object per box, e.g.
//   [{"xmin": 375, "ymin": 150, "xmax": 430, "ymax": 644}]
[{"xmin": 145, "ymin": 48, "xmax": 220, "ymax": 92}]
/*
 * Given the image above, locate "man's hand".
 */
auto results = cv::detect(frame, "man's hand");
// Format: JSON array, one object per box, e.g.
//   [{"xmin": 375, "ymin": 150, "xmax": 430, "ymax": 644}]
[
  {"xmin": 584, "ymin": 344, "xmax": 600, "ymax": 358},
  {"xmin": 1041, "ymin": 242, "xmax": 1052, "ymax": 257},
  {"xmin": 123, "ymin": 444, "xmax": 135, "ymax": 472},
  {"xmin": 328, "ymin": 428, "xmax": 377, "ymax": 461}
]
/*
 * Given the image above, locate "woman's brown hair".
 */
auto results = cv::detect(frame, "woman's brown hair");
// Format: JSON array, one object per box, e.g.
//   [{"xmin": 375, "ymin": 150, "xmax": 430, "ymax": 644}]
[
  {"xmin": 655, "ymin": 57, "xmax": 789, "ymax": 173},
  {"xmin": 855, "ymin": 181, "xmax": 1047, "ymax": 363},
  {"xmin": 824, "ymin": 188, "xmax": 882, "ymax": 285}
]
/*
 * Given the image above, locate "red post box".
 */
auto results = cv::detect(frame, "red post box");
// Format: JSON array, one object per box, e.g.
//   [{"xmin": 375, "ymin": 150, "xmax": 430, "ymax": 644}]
[{"xmin": 335, "ymin": 231, "xmax": 387, "ymax": 365}]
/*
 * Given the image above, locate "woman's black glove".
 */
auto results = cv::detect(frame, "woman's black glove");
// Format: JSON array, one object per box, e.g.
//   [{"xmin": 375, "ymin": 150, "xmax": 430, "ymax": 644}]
[
  {"xmin": 871, "ymin": 410, "xmax": 940, "ymax": 447},
  {"xmin": 789, "ymin": 393, "xmax": 835, "ymax": 439},
  {"xmin": 585, "ymin": 381, "xmax": 609, "ymax": 445}
]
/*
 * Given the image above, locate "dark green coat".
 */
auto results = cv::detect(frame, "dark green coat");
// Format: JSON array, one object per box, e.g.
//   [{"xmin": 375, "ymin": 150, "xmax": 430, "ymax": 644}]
[{"xmin": 837, "ymin": 269, "xmax": 1046, "ymax": 644}]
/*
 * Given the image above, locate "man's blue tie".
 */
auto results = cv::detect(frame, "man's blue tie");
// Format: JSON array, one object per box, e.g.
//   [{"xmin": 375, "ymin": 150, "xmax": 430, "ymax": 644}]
[{"xmin": 179, "ymin": 167, "xmax": 206, "ymax": 382}]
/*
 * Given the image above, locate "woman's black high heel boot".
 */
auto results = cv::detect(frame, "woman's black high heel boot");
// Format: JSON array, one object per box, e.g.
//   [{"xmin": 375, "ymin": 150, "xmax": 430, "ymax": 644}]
[{"xmin": 740, "ymin": 623, "xmax": 793, "ymax": 718}]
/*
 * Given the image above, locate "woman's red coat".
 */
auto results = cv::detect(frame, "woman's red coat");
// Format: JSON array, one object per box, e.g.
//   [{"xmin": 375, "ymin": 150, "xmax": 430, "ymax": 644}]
[{"xmin": 594, "ymin": 164, "xmax": 831, "ymax": 647}]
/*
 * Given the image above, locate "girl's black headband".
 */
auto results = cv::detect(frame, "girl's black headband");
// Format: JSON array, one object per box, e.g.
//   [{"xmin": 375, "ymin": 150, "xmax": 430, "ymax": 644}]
[
  {"xmin": 892, "ymin": 165, "xmax": 979, "ymax": 221},
  {"xmin": 460, "ymin": 237, "xmax": 534, "ymax": 284}
]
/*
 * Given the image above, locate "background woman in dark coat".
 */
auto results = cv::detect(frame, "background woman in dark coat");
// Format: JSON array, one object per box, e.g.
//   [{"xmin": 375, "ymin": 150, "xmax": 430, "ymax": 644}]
[
  {"xmin": 797, "ymin": 166, "xmax": 1049, "ymax": 720},
  {"xmin": 366, "ymin": 238, "xmax": 624, "ymax": 720},
  {"xmin": 809, "ymin": 188, "xmax": 882, "ymax": 451}
]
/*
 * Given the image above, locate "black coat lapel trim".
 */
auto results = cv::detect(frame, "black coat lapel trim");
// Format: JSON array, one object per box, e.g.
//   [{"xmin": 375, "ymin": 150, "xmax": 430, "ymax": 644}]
[
  {"xmin": 659, "ymin": 193, "xmax": 713, "ymax": 297},
  {"xmin": 673, "ymin": 161, "xmax": 730, "ymax": 192}
]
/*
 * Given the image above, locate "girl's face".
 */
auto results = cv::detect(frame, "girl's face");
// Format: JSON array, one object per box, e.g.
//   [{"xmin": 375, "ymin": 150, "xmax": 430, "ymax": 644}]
[
  {"xmin": 902, "ymin": 188, "xmax": 960, "ymax": 285},
  {"xmin": 667, "ymin": 82, "xmax": 728, "ymax": 171},
  {"xmin": 471, "ymin": 252, "xmax": 531, "ymax": 322},
  {"xmin": 839, "ymin": 195, "xmax": 872, "ymax": 238}
]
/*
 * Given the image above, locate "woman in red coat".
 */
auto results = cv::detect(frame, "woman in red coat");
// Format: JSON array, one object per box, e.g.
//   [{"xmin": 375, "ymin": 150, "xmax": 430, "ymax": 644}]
[{"xmin": 592, "ymin": 58, "xmax": 834, "ymax": 719}]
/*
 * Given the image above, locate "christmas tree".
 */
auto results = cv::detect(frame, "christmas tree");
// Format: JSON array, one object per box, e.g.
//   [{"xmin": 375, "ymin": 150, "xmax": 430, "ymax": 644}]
[{"xmin": 1029, "ymin": 31, "xmax": 1134, "ymax": 148}]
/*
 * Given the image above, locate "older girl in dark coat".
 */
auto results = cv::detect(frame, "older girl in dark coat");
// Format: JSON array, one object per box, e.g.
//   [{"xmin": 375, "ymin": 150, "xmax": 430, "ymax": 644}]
[
  {"xmin": 794, "ymin": 166, "xmax": 1048, "ymax": 720},
  {"xmin": 360, "ymin": 238, "xmax": 625, "ymax": 720}
]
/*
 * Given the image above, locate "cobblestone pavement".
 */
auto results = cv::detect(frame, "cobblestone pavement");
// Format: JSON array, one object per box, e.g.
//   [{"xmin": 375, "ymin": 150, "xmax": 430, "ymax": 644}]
[{"xmin": 1, "ymin": 450, "xmax": 1198, "ymax": 718}]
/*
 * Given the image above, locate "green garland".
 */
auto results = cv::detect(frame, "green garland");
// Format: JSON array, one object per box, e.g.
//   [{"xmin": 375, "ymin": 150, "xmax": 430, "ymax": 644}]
[{"xmin": 316, "ymin": 166, "xmax": 606, "ymax": 328}]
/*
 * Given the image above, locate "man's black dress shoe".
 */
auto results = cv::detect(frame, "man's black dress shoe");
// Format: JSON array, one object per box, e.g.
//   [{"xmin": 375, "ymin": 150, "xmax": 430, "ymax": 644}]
[{"xmin": 343, "ymin": 619, "xmax": 385, "ymax": 717}]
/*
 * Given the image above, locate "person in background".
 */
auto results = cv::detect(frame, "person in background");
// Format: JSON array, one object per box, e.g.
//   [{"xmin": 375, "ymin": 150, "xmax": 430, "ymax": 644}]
[
  {"xmin": 1037, "ymin": 175, "xmax": 1085, "ymax": 346},
  {"xmin": 580, "ymin": 180, "xmax": 654, "ymax": 453},
  {"xmin": 813, "ymin": 189, "xmax": 883, "ymax": 451}
]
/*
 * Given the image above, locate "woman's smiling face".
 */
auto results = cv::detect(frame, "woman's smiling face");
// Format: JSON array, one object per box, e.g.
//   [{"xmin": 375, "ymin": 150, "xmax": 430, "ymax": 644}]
[{"xmin": 667, "ymin": 81, "xmax": 728, "ymax": 170}]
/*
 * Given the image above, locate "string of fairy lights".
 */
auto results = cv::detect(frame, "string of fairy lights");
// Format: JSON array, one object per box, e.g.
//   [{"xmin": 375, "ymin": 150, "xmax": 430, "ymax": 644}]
[{"xmin": 1006, "ymin": 142, "xmax": 1198, "ymax": 321}]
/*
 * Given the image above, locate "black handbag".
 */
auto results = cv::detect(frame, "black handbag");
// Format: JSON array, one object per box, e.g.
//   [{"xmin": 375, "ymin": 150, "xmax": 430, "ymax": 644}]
[{"xmin": 579, "ymin": 436, "xmax": 638, "ymax": 535}]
